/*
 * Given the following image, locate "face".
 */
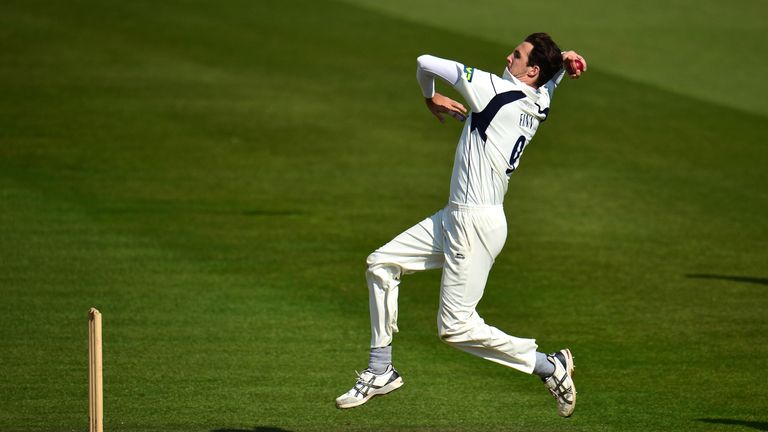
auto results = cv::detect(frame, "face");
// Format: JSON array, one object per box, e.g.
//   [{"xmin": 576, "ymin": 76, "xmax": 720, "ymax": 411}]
[{"xmin": 506, "ymin": 41, "xmax": 536, "ymax": 80}]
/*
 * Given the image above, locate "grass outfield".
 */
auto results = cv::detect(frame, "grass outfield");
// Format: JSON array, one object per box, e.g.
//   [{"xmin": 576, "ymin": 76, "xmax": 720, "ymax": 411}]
[
  {"xmin": 1, "ymin": 0, "xmax": 767, "ymax": 431},
  {"xmin": 346, "ymin": 0, "xmax": 768, "ymax": 117}
]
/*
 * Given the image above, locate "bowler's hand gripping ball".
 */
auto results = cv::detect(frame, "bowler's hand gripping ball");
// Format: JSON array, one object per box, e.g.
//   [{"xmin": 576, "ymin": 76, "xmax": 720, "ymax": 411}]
[{"xmin": 567, "ymin": 58, "xmax": 585, "ymax": 76}]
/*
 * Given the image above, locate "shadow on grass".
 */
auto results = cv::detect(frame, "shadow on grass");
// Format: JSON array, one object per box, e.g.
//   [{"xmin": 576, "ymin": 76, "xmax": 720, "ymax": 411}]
[
  {"xmin": 697, "ymin": 418, "xmax": 768, "ymax": 431},
  {"xmin": 212, "ymin": 427, "xmax": 293, "ymax": 432},
  {"xmin": 685, "ymin": 274, "xmax": 768, "ymax": 286}
]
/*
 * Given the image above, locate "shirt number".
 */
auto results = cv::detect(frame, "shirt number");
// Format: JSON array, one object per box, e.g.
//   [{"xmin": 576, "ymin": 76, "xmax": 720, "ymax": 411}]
[{"xmin": 506, "ymin": 135, "xmax": 526, "ymax": 174}]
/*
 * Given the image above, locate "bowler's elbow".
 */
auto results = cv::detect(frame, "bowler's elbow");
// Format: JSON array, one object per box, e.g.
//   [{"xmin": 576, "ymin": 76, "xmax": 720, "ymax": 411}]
[{"xmin": 417, "ymin": 54, "xmax": 434, "ymax": 67}]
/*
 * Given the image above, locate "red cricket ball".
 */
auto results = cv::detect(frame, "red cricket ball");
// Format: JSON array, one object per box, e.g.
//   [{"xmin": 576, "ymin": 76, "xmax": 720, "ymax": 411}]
[{"xmin": 568, "ymin": 58, "xmax": 585, "ymax": 74}]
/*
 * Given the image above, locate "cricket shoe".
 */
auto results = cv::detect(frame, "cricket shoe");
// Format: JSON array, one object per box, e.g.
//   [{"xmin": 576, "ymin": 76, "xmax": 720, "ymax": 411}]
[
  {"xmin": 335, "ymin": 365, "xmax": 403, "ymax": 409},
  {"xmin": 543, "ymin": 348, "xmax": 577, "ymax": 417}
]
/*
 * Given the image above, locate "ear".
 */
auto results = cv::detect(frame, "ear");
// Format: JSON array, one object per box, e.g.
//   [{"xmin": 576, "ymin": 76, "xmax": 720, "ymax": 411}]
[{"xmin": 527, "ymin": 64, "xmax": 540, "ymax": 78}]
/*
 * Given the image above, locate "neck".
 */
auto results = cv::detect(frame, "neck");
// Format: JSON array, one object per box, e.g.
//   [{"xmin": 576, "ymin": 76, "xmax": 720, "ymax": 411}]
[
  {"xmin": 507, "ymin": 67, "xmax": 538, "ymax": 89},
  {"xmin": 516, "ymin": 74, "xmax": 538, "ymax": 89}
]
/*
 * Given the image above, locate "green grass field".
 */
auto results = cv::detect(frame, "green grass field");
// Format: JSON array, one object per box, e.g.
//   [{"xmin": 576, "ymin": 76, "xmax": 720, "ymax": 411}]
[{"xmin": 1, "ymin": 1, "xmax": 767, "ymax": 431}]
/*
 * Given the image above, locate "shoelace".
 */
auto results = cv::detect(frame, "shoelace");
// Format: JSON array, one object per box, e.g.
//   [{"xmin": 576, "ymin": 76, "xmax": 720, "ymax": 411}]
[
  {"xmin": 354, "ymin": 369, "xmax": 374, "ymax": 380},
  {"xmin": 351, "ymin": 369, "xmax": 377, "ymax": 397}
]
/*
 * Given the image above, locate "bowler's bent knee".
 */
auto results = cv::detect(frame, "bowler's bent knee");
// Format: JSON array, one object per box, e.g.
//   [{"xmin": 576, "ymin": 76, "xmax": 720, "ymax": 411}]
[
  {"xmin": 437, "ymin": 318, "xmax": 475, "ymax": 345},
  {"xmin": 366, "ymin": 252, "xmax": 403, "ymax": 283}
]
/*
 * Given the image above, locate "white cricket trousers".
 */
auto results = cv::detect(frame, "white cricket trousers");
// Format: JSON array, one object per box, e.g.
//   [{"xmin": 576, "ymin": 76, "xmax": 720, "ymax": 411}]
[{"xmin": 366, "ymin": 203, "xmax": 538, "ymax": 374}]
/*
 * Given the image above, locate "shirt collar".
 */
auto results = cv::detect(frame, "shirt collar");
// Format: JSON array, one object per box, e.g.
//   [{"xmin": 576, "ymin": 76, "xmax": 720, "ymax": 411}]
[{"xmin": 502, "ymin": 67, "xmax": 541, "ymax": 100}]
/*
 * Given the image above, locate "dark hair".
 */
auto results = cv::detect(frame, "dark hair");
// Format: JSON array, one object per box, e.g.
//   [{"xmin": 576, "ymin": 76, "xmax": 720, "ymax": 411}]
[{"xmin": 524, "ymin": 33, "xmax": 562, "ymax": 87}]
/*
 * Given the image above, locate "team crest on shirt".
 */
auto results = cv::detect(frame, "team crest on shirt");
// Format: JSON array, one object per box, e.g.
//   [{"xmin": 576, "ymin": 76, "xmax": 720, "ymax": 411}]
[{"xmin": 463, "ymin": 65, "xmax": 475, "ymax": 82}]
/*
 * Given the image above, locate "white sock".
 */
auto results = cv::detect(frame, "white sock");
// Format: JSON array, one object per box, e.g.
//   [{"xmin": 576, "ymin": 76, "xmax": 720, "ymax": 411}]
[
  {"xmin": 532, "ymin": 352, "xmax": 555, "ymax": 378},
  {"xmin": 368, "ymin": 345, "xmax": 392, "ymax": 374}
]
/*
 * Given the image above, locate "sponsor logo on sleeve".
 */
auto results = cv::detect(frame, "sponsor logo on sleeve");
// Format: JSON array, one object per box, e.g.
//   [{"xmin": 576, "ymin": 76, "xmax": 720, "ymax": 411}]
[{"xmin": 463, "ymin": 65, "xmax": 475, "ymax": 82}]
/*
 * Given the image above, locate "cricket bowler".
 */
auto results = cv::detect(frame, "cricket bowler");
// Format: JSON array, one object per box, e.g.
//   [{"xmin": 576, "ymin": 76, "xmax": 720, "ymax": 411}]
[{"xmin": 336, "ymin": 33, "xmax": 587, "ymax": 417}]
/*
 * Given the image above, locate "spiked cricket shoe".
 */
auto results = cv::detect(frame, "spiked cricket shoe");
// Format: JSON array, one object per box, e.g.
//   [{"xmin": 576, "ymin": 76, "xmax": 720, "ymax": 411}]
[
  {"xmin": 335, "ymin": 365, "xmax": 403, "ymax": 409},
  {"xmin": 543, "ymin": 348, "xmax": 577, "ymax": 417}
]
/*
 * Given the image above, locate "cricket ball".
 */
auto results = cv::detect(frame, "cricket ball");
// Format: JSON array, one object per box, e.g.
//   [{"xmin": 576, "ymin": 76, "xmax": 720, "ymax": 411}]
[{"xmin": 568, "ymin": 58, "xmax": 585, "ymax": 74}]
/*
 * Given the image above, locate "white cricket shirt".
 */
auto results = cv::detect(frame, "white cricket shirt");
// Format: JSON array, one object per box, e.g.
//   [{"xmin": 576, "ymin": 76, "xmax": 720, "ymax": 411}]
[{"xmin": 416, "ymin": 55, "xmax": 565, "ymax": 206}]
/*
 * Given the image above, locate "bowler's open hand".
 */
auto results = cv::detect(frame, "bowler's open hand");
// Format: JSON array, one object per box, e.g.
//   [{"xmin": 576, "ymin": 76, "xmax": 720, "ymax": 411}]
[{"xmin": 426, "ymin": 93, "xmax": 467, "ymax": 123}]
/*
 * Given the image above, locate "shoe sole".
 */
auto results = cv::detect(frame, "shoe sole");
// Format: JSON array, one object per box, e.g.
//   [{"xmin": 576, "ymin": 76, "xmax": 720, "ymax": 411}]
[
  {"xmin": 335, "ymin": 377, "xmax": 404, "ymax": 409},
  {"xmin": 560, "ymin": 348, "xmax": 576, "ymax": 417}
]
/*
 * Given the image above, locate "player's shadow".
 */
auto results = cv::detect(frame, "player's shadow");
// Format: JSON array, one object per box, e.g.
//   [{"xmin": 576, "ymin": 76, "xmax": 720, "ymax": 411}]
[
  {"xmin": 211, "ymin": 427, "xmax": 293, "ymax": 432},
  {"xmin": 697, "ymin": 418, "xmax": 768, "ymax": 431},
  {"xmin": 685, "ymin": 273, "xmax": 768, "ymax": 286}
]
